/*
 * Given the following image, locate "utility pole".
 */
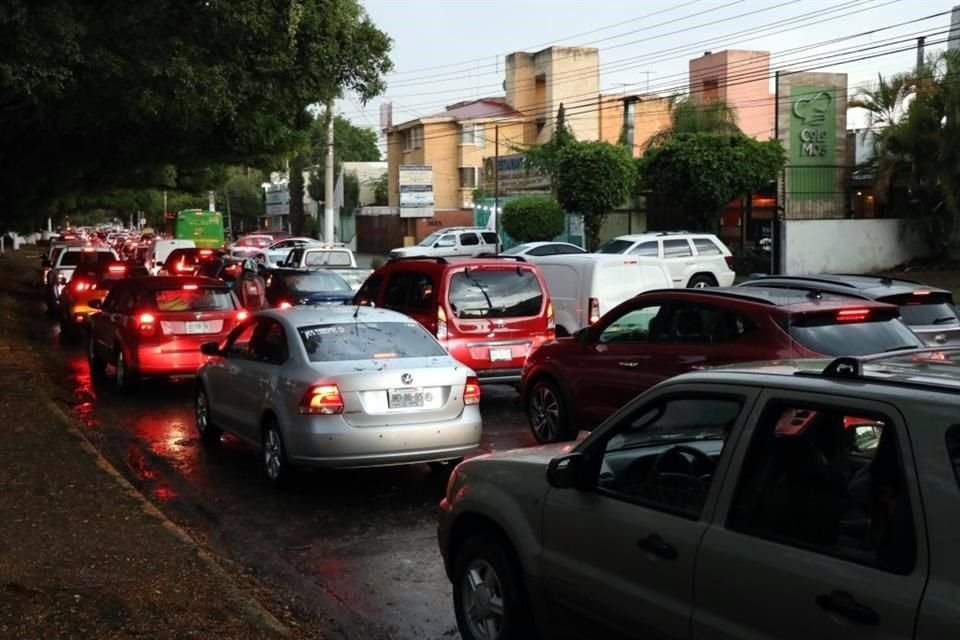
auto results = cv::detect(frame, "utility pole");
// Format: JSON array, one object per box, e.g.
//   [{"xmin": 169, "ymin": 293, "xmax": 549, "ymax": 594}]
[
  {"xmin": 916, "ymin": 36, "xmax": 926, "ymax": 69},
  {"xmin": 324, "ymin": 100, "xmax": 336, "ymax": 243},
  {"xmin": 208, "ymin": 190, "xmax": 215, "ymax": 212},
  {"xmin": 494, "ymin": 124, "xmax": 501, "ymax": 253},
  {"xmin": 772, "ymin": 70, "xmax": 781, "ymax": 276},
  {"xmin": 224, "ymin": 187, "xmax": 233, "ymax": 240}
]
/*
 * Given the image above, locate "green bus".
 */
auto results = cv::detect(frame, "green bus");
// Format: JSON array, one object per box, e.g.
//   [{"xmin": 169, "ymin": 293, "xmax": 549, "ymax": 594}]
[{"xmin": 174, "ymin": 209, "xmax": 225, "ymax": 249}]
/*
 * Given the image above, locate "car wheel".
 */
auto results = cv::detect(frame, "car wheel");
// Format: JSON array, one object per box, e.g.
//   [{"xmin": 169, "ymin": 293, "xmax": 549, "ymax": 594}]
[
  {"xmin": 453, "ymin": 534, "xmax": 534, "ymax": 640},
  {"xmin": 262, "ymin": 418, "xmax": 290, "ymax": 486},
  {"xmin": 195, "ymin": 384, "xmax": 222, "ymax": 444},
  {"xmin": 687, "ymin": 274, "xmax": 717, "ymax": 289},
  {"xmin": 115, "ymin": 348, "xmax": 139, "ymax": 393},
  {"xmin": 527, "ymin": 379, "xmax": 569, "ymax": 444},
  {"xmin": 87, "ymin": 335, "xmax": 107, "ymax": 380},
  {"xmin": 428, "ymin": 458, "xmax": 463, "ymax": 474}
]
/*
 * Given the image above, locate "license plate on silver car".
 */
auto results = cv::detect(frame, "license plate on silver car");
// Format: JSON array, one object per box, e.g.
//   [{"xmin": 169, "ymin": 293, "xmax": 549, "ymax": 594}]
[{"xmin": 388, "ymin": 388, "xmax": 424, "ymax": 409}]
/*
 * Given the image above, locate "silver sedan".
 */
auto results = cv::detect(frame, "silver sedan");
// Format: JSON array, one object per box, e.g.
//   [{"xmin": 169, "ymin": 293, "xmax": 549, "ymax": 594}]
[{"xmin": 195, "ymin": 306, "xmax": 483, "ymax": 484}]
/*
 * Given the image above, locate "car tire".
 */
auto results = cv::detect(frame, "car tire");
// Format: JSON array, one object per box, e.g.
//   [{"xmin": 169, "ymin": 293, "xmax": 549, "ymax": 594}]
[
  {"xmin": 527, "ymin": 379, "xmax": 570, "ymax": 444},
  {"xmin": 687, "ymin": 274, "xmax": 717, "ymax": 289},
  {"xmin": 87, "ymin": 335, "xmax": 107, "ymax": 380},
  {"xmin": 115, "ymin": 348, "xmax": 139, "ymax": 393},
  {"xmin": 453, "ymin": 533, "xmax": 535, "ymax": 640},
  {"xmin": 195, "ymin": 384, "xmax": 222, "ymax": 444},
  {"xmin": 428, "ymin": 458, "xmax": 463, "ymax": 474},
  {"xmin": 262, "ymin": 418, "xmax": 290, "ymax": 486}
]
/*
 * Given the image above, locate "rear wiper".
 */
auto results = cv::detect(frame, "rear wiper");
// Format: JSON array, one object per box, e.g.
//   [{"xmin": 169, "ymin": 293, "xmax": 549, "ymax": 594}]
[
  {"xmin": 883, "ymin": 345, "xmax": 919, "ymax": 352},
  {"xmin": 933, "ymin": 316, "xmax": 957, "ymax": 325}
]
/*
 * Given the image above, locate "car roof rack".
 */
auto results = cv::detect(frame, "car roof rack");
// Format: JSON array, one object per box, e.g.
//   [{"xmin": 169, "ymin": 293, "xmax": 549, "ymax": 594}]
[
  {"xmin": 655, "ymin": 231, "xmax": 690, "ymax": 236},
  {"xmin": 388, "ymin": 256, "xmax": 448, "ymax": 264}
]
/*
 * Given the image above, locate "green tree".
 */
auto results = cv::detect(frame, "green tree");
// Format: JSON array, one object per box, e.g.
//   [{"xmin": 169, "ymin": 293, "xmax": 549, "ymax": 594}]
[
  {"xmin": 307, "ymin": 114, "xmax": 381, "ymax": 202},
  {"xmin": 523, "ymin": 103, "xmax": 576, "ymax": 187},
  {"xmin": 640, "ymin": 133, "xmax": 785, "ymax": 232},
  {"xmin": 224, "ymin": 175, "xmax": 265, "ymax": 231},
  {"xmin": 501, "ymin": 197, "xmax": 566, "ymax": 243},
  {"xmin": 645, "ymin": 97, "xmax": 741, "ymax": 148},
  {"xmin": 373, "ymin": 174, "xmax": 389, "ymax": 205},
  {"xmin": 0, "ymin": 0, "xmax": 392, "ymax": 226},
  {"xmin": 343, "ymin": 173, "xmax": 360, "ymax": 215},
  {"xmin": 555, "ymin": 141, "xmax": 637, "ymax": 250},
  {"xmin": 288, "ymin": 157, "xmax": 307, "ymax": 236}
]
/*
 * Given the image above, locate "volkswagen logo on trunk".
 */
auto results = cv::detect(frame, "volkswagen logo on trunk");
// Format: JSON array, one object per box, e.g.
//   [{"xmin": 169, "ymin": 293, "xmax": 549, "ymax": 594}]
[{"xmin": 401, "ymin": 373, "xmax": 413, "ymax": 385}]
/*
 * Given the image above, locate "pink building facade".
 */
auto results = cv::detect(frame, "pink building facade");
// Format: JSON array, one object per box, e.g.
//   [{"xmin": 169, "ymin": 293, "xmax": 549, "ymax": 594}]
[{"xmin": 688, "ymin": 50, "xmax": 774, "ymax": 140}]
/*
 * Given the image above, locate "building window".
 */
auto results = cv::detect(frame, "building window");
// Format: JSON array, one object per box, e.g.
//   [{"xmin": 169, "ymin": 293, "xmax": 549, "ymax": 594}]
[
  {"xmin": 460, "ymin": 124, "xmax": 475, "ymax": 145},
  {"xmin": 459, "ymin": 167, "xmax": 478, "ymax": 189},
  {"xmin": 623, "ymin": 98, "xmax": 637, "ymax": 149},
  {"xmin": 703, "ymin": 78, "xmax": 719, "ymax": 102},
  {"xmin": 403, "ymin": 126, "xmax": 423, "ymax": 151}
]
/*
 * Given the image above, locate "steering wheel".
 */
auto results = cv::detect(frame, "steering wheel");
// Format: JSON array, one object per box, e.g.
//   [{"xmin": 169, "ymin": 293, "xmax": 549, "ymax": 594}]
[{"xmin": 650, "ymin": 445, "xmax": 716, "ymax": 510}]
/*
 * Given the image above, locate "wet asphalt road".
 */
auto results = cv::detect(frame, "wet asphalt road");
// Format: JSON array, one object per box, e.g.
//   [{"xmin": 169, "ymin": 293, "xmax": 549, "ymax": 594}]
[{"xmin": 17, "ymin": 270, "xmax": 537, "ymax": 640}]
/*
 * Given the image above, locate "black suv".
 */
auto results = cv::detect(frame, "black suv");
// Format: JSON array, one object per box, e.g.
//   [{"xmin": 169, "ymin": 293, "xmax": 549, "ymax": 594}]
[{"xmin": 739, "ymin": 274, "xmax": 960, "ymax": 346}]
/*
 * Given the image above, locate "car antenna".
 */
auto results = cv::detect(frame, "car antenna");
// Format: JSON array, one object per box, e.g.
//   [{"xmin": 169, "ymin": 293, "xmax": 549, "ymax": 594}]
[{"xmin": 353, "ymin": 299, "xmax": 362, "ymax": 319}]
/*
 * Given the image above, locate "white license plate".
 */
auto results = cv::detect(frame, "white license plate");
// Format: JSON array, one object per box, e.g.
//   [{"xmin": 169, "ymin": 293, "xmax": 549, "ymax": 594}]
[
  {"xmin": 489, "ymin": 347, "xmax": 513, "ymax": 361},
  {"xmin": 389, "ymin": 388, "xmax": 424, "ymax": 409},
  {"xmin": 185, "ymin": 321, "xmax": 211, "ymax": 334}
]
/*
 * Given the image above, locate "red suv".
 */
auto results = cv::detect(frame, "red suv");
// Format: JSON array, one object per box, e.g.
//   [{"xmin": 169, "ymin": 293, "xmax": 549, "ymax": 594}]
[
  {"xmin": 521, "ymin": 286, "xmax": 924, "ymax": 443},
  {"xmin": 87, "ymin": 276, "xmax": 247, "ymax": 391},
  {"xmin": 355, "ymin": 257, "xmax": 554, "ymax": 383}
]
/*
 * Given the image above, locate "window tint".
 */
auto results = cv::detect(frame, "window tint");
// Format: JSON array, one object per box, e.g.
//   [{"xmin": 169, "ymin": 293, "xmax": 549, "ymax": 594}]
[
  {"xmin": 354, "ymin": 274, "xmax": 383, "ymax": 306},
  {"xmin": 554, "ymin": 244, "xmax": 585, "ymax": 255},
  {"xmin": 693, "ymin": 238, "xmax": 723, "ymax": 256},
  {"xmin": 459, "ymin": 232, "xmax": 479, "ymax": 246},
  {"xmin": 152, "ymin": 288, "xmax": 233, "ymax": 312},
  {"xmin": 304, "ymin": 250, "xmax": 352, "ymax": 267},
  {"xmin": 448, "ymin": 269, "xmax": 543, "ymax": 319},
  {"xmin": 729, "ymin": 403, "xmax": 915, "ymax": 574},
  {"xmin": 298, "ymin": 322, "xmax": 446, "ymax": 362},
  {"xmin": 249, "ymin": 320, "xmax": 288, "ymax": 365},
  {"xmin": 527, "ymin": 245, "xmax": 553, "ymax": 256},
  {"xmin": 663, "ymin": 239, "xmax": 693, "ymax": 258},
  {"xmin": 283, "ymin": 272, "xmax": 350, "ymax": 293},
  {"xmin": 599, "ymin": 396, "xmax": 742, "ymax": 518},
  {"xmin": 436, "ymin": 235, "xmax": 456, "ymax": 248},
  {"xmin": 596, "ymin": 239, "xmax": 633, "ymax": 254},
  {"xmin": 226, "ymin": 321, "xmax": 256, "ymax": 358},
  {"xmin": 384, "ymin": 272, "xmax": 435, "ymax": 311},
  {"xmin": 601, "ymin": 304, "xmax": 755, "ymax": 345},
  {"xmin": 481, "ymin": 232, "xmax": 499, "ymax": 245},
  {"xmin": 947, "ymin": 425, "xmax": 960, "ymax": 490},
  {"xmin": 500, "ymin": 244, "xmax": 528, "ymax": 256},
  {"xmin": 599, "ymin": 305, "xmax": 661, "ymax": 344},
  {"xmin": 879, "ymin": 293, "xmax": 958, "ymax": 326},
  {"xmin": 788, "ymin": 318, "xmax": 922, "ymax": 356},
  {"xmin": 630, "ymin": 241, "xmax": 659, "ymax": 257}
]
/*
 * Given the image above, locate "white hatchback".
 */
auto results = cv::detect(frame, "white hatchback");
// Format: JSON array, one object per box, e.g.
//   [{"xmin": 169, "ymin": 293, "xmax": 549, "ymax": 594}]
[{"xmin": 596, "ymin": 232, "xmax": 735, "ymax": 288}]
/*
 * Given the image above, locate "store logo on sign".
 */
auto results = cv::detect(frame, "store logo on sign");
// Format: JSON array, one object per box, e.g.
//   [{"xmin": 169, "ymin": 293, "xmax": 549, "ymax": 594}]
[{"xmin": 793, "ymin": 91, "xmax": 832, "ymax": 157}]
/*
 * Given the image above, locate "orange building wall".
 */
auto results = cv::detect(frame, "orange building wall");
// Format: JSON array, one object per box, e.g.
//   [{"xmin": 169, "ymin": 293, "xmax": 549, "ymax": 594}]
[{"xmin": 688, "ymin": 50, "xmax": 774, "ymax": 140}]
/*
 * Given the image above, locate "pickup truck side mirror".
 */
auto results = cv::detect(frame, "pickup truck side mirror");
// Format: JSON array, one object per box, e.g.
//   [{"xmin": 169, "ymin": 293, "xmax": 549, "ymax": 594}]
[
  {"xmin": 546, "ymin": 452, "xmax": 588, "ymax": 489},
  {"xmin": 200, "ymin": 341, "xmax": 221, "ymax": 357}
]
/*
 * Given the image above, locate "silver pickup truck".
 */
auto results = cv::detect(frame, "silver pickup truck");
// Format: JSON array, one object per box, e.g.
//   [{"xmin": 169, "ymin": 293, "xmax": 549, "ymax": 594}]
[{"xmin": 279, "ymin": 245, "xmax": 370, "ymax": 291}]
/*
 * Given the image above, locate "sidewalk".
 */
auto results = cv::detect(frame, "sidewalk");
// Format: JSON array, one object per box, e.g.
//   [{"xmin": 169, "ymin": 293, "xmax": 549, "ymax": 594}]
[{"xmin": 0, "ymin": 251, "xmax": 295, "ymax": 639}]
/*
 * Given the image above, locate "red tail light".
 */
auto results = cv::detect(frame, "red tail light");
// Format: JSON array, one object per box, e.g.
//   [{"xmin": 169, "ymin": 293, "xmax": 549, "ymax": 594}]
[
  {"xmin": 72, "ymin": 280, "xmax": 92, "ymax": 292},
  {"xmin": 725, "ymin": 255, "xmax": 735, "ymax": 270},
  {"xmin": 236, "ymin": 310, "xmax": 249, "ymax": 322},
  {"xmin": 137, "ymin": 312, "xmax": 156, "ymax": 336},
  {"xmin": 278, "ymin": 301, "xmax": 293, "ymax": 309},
  {"xmin": 300, "ymin": 384, "xmax": 344, "ymax": 415},
  {"xmin": 437, "ymin": 306, "xmax": 449, "ymax": 347},
  {"xmin": 589, "ymin": 298, "xmax": 601, "ymax": 325},
  {"xmin": 546, "ymin": 302, "xmax": 555, "ymax": 339},
  {"xmin": 837, "ymin": 308, "xmax": 871, "ymax": 322},
  {"xmin": 463, "ymin": 376, "xmax": 481, "ymax": 406},
  {"xmin": 182, "ymin": 283, "xmax": 198, "ymax": 290},
  {"xmin": 108, "ymin": 264, "xmax": 126, "ymax": 274}
]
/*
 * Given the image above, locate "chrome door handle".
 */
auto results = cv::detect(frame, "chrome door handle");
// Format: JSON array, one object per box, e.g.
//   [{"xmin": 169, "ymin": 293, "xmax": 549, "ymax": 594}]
[
  {"xmin": 816, "ymin": 591, "xmax": 879, "ymax": 626},
  {"xmin": 618, "ymin": 361, "xmax": 639, "ymax": 368},
  {"xmin": 637, "ymin": 534, "xmax": 678, "ymax": 560}
]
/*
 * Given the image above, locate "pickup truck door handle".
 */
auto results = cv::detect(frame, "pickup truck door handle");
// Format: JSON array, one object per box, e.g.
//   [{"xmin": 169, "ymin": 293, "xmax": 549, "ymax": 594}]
[
  {"xmin": 816, "ymin": 591, "xmax": 879, "ymax": 626},
  {"xmin": 636, "ymin": 534, "xmax": 677, "ymax": 560},
  {"xmin": 618, "ymin": 361, "xmax": 639, "ymax": 368}
]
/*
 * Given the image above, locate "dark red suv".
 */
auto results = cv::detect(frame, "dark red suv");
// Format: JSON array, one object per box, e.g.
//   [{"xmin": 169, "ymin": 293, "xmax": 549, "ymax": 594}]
[
  {"xmin": 521, "ymin": 287, "xmax": 923, "ymax": 443},
  {"xmin": 355, "ymin": 257, "xmax": 554, "ymax": 383}
]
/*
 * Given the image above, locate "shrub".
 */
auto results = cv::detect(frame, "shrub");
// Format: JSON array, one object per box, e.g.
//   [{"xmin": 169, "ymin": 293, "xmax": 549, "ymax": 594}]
[{"xmin": 501, "ymin": 197, "xmax": 565, "ymax": 244}]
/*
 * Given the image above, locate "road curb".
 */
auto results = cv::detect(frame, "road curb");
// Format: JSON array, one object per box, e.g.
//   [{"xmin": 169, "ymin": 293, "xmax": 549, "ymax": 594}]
[{"xmin": 43, "ymin": 395, "xmax": 291, "ymax": 638}]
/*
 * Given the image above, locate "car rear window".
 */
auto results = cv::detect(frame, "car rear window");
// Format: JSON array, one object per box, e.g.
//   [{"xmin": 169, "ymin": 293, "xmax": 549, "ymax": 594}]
[
  {"xmin": 596, "ymin": 239, "xmax": 633, "ymax": 254},
  {"xmin": 152, "ymin": 287, "xmax": 233, "ymax": 312},
  {"xmin": 788, "ymin": 315, "xmax": 922, "ymax": 356},
  {"xmin": 879, "ymin": 292, "xmax": 959, "ymax": 326},
  {"xmin": 298, "ymin": 322, "xmax": 446, "ymax": 362},
  {"xmin": 284, "ymin": 272, "xmax": 350, "ymax": 293},
  {"xmin": 693, "ymin": 238, "xmax": 723, "ymax": 255},
  {"xmin": 304, "ymin": 251, "xmax": 352, "ymax": 267},
  {"xmin": 448, "ymin": 269, "xmax": 544, "ymax": 319}
]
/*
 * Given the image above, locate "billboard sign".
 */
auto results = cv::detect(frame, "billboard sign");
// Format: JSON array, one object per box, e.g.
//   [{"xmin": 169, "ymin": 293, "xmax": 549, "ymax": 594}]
[
  {"xmin": 482, "ymin": 154, "xmax": 549, "ymax": 193},
  {"xmin": 264, "ymin": 184, "xmax": 290, "ymax": 217},
  {"xmin": 788, "ymin": 86, "xmax": 836, "ymax": 200},
  {"xmin": 399, "ymin": 165, "xmax": 434, "ymax": 218}
]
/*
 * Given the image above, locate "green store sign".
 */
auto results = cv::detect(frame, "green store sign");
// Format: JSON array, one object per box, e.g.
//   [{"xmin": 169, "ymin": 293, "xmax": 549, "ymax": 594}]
[{"xmin": 788, "ymin": 86, "xmax": 836, "ymax": 200}]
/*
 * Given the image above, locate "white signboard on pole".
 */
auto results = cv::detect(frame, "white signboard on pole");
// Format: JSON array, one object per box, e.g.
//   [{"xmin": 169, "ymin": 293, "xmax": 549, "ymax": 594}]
[
  {"xmin": 265, "ymin": 185, "xmax": 290, "ymax": 217},
  {"xmin": 399, "ymin": 165, "xmax": 434, "ymax": 218}
]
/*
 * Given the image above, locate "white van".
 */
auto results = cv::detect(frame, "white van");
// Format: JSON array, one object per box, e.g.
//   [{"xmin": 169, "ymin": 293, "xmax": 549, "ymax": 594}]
[
  {"xmin": 146, "ymin": 239, "xmax": 196, "ymax": 275},
  {"xmin": 527, "ymin": 253, "xmax": 671, "ymax": 336}
]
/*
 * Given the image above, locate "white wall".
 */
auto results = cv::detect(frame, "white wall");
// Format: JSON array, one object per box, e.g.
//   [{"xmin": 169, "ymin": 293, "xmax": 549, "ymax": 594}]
[{"xmin": 783, "ymin": 218, "xmax": 926, "ymax": 275}]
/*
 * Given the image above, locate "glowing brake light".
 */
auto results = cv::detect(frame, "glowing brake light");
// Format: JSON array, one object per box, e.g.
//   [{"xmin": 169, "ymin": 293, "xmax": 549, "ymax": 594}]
[
  {"xmin": 108, "ymin": 264, "xmax": 126, "ymax": 274},
  {"xmin": 176, "ymin": 262, "xmax": 192, "ymax": 272},
  {"xmin": 182, "ymin": 284, "xmax": 198, "ymax": 290},
  {"xmin": 437, "ymin": 306, "xmax": 449, "ymax": 347},
  {"xmin": 546, "ymin": 302, "xmax": 555, "ymax": 338},
  {"xmin": 914, "ymin": 290, "xmax": 931, "ymax": 296},
  {"xmin": 278, "ymin": 301, "xmax": 293, "ymax": 309},
  {"xmin": 463, "ymin": 376, "xmax": 481, "ymax": 406},
  {"xmin": 137, "ymin": 312, "xmax": 156, "ymax": 336},
  {"xmin": 236, "ymin": 310, "xmax": 249, "ymax": 321},
  {"xmin": 199, "ymin": 249, "xmax": 213, "ymax": 255},
  {"xmin": 589, "ymin": 298, "xmax": 601, "ymax": 325},
  {"xmin": 300, "ymin": 384, "xmax": 344, "ymax": 415},
  {"xmin": 837, "ymin": 308, "xmax": 871, "ymax": 322},
  {"xmin": 73, "ymin": 280, "xmax": 92, "ymax": 292}
]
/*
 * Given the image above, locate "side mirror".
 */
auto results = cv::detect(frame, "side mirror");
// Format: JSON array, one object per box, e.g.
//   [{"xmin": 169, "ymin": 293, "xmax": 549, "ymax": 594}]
[
  {"xmin": 573, "ymin": 327, "xmax": 592, "ymax": 343},
  {"xmin": 200, "ymin": 341, "xmax": 221, "ymax": 357},
  {"xmin": 88, "ymin": 299, "xmax": 102, "ymax": 310},
  {"xmin": 546, "ymin": 452, "xmax": 586, "ymax": 489}
]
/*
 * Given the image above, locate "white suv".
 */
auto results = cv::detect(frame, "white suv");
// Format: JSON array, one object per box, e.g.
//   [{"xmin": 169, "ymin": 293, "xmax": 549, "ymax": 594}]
[
  {"xmin": 596, "ymin": 232, "xmax": 735, "ymax": 288},
  {"xmin": 388, "ymin": 227, "xmax": 500, "ymax": 260}
]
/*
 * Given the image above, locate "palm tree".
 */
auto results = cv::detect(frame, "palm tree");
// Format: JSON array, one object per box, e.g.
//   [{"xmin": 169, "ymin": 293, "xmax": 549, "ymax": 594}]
[{"xmin": 644, "ymin": 96, "xmax": 741, "ymax": 148}]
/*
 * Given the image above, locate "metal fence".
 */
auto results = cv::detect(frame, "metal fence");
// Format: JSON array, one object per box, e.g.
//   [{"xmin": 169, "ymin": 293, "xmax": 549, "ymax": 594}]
[{"xmin": 783, "ymin": 164, "xmax": 865, "ymax": 220}]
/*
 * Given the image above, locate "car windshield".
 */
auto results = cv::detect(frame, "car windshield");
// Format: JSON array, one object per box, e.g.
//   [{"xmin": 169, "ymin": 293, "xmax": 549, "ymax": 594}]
[
  {"xmin": 417, "ymin": 232, "xmax": 442, "ymax": 247},
  {"xmin": 789, "ymin": 317, "xmax": 923, "ymax": 356},
  {"xmin": 448, "ymin": 269, "xmax": 543, "ymax": 319},
  {"xmin": 152, "ymin": 288, "xmax": 233, "ymax": 312},
  {"xmin": 298, "ymin": 321, "xmax": 446, "ymax": 362},
  {"xmin": 595, "ymin": 239, "xmax": 634, "ymax": 254},
  {"xmin": 283, "ymin": 272, "xmax": 350, "ymax": 293}
]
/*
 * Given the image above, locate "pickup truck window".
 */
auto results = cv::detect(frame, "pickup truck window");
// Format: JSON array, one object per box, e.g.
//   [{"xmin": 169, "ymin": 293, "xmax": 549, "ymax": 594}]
[
  {"xmin": 304, "ymin": 250, "xmax": 352, "ymax": 267},
  {"xmin": 728, "ymin": 402, "xmax": 916, "ymax": 574}
]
